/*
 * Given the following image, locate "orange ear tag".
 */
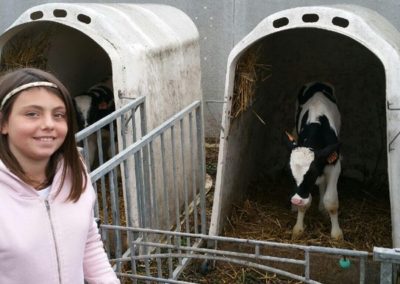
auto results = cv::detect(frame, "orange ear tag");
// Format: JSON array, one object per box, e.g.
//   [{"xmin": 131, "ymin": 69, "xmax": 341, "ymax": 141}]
[
  {"xmin": 98, "ymin": 101, "xmax": 108, "ymax": 110},
  {"xmin": 327, "ymin": 152, "xmax": 338, "ymax": 164},
  {"xmin": 285, "ymin": 131, "xmax": 295, "ymax": 142}
]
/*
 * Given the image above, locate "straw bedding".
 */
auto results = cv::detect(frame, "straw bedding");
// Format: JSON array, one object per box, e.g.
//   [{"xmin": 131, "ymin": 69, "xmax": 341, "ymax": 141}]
[
  {"xmin": 232, "ymin": 44, "xmax": 271, "ymax": 119},
  {"xmin": 0, "ymin": 29, "xmax": 53, "ymax": 72}
]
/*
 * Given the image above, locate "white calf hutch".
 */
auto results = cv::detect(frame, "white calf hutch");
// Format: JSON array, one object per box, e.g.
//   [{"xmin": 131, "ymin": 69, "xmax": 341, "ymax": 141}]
[
  {"xmin": 0, "ymin": 3, "xmax": 203, "ymax": 232},
  {"xmin": 211, "ymin": 4, "xmax": 400, "ymax": 250}
]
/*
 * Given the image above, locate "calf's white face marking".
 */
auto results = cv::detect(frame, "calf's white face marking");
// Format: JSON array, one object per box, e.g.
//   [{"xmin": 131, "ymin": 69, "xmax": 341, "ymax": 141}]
[
  {"xmin": 289, "ymin": 147, "xmax": 314, "ymax": 186},
  {"xmin": 74, "ymin": 95, "xmax": 92, "ymax": 128}
]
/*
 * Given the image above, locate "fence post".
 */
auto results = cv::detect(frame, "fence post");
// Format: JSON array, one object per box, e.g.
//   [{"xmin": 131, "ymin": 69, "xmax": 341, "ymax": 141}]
[{"xmin": 373, "ymin": 247, "xmax": 400, "ymax": 284}]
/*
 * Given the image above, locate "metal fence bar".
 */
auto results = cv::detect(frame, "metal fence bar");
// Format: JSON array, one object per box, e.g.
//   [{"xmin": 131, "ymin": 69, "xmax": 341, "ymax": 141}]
[
  {"xmin": 99, "ymin": 175, "xmax": 108, "ymax": 222},
  {"xmin": 139, "ymin": 98, "xmax": 147, "ymax": 139},
  {"xmin": 171, "ymin": 125, "xmax": 180, "ymax": 233},
  {"xmin": 131, "ymin": 241, "xmax": 305, "ymax": 265},
  {"xmin": 179, "ymin": 118, "xmax": 190, "ymax": 246},
  {"xmin": 117, "ymin": 273, "xmax": 193, "ymax": 284},
  {"xmin": 81, "ymin": 138, "xmax": 91, "ymax": 170},
  {"xmin": 109, "ymin": 119, "xmax": 117, "ymax": 158},
  {"xmin": 304, "ymin": 250, "xmax": 310, "ymax": 281},
  {"xmin": 160, "ymin": 133, "xmax": 170, "ymax": 229},
  {"xmin": 360, "ymin": 255, "xmax": 366, "ymax": 284},
  {"xmin": 156, "ymin": 248, "xmax": 163, "ymax": 280},
  {"xmin": 374, "ymin": 247, "xmax": 400, "ymax": 284},
  {"xmin": 108, "ymin": 170, "xmax": 122, "ymax": 271},
  {"xmin": 93, "ymin": 181, "xmax": 110, "ymax": 254},
  {"xmin": 195, "ymin": 104, "xmax": 206, "ymax": 235},
  {"xmin": 108, "ymin": 120, "xmax": 121, "ymax": 244},
  {"xmin": 188, "ymin": 112, "xmax": 199, "ymax": 235},
  {"xmin": 96, "ymin": 130, "xmax": 104, "ymax": 166},
  {"xmin": 130, "ymin": 235, "xmax": 138, "ymax": 284},
  {"xmin": 134, "ymin": 149, "xmax": 145, "ymax": 227},
  {"xmin": 119, "ymin": 112, "xmax": 132, "ymax": 230},
  {"xmin": 142, "ymin": 145, "xmax": 152, "ymax": 226},
  {"xmin": 167, "ymin": 234, "xmax": 174, "ymax": 278},
  {"xmin": 149, "ymin": 140, "xmax": 159, "ymax": 229}
]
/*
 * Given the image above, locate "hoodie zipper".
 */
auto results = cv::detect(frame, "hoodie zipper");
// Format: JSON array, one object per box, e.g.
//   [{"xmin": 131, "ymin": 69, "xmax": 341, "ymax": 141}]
[{"xmin": 45, "ymin": 200, "xmax": 62, "ymax": 284}]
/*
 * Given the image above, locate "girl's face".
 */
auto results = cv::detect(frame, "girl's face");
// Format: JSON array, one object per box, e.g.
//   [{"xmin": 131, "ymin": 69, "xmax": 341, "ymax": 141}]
[{"xmin": 1, "ymin": 87, "xmax": 68, "ymax": 165}]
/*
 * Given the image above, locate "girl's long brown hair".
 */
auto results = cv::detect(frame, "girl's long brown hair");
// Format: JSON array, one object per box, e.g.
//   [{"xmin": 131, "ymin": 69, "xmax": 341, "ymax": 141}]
[{"xmin": 0, "ymin": 68, "xmax": 87, "ymax": 202}]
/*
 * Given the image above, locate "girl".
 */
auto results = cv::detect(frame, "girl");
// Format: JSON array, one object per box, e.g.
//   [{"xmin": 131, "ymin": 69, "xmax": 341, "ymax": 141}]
[{"xmin": 0, "ymin": 68, "xmax": 120, "ymax": 283}]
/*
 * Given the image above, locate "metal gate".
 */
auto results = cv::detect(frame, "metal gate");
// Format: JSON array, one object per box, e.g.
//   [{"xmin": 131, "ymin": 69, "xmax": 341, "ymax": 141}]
[
  {"xmin": 75, "ymin": 96, "xmax": 206, "ymax": 268},
  {"xmin": 76, "ymin": 97, "xmax": 399, "ymax": 283}
]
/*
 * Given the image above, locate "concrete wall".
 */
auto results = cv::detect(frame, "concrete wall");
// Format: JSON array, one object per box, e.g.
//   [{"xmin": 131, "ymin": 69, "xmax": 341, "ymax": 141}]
[{"xmin": 1, "ymin": 0, "xmax": 400, "ymax": 137}]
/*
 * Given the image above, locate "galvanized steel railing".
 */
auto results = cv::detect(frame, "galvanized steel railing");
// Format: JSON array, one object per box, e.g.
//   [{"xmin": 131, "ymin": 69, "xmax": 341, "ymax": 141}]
[{"xmin": 99, "ymin": 225, "xmax": 375, "ymax": 284}]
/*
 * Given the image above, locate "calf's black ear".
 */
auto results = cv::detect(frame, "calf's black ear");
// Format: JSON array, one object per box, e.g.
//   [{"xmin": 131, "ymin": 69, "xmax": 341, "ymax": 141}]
[
  {"xmin": 284, "ymin": 131, "xmax": 297, "ymax": 150},
  {"xmin": 315, "ymin": 142, "xmax": 341, "ymax": 164}
]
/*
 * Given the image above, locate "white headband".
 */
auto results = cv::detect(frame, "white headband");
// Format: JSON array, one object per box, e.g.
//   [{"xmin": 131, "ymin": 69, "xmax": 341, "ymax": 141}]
[{"xmin": 0, "ymin": 81, "xmax": 58, "ymax": 111}]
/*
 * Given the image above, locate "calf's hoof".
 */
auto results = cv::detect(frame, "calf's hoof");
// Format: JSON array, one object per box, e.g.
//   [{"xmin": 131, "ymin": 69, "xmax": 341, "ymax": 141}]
[
  {"xmin": 331, "ymin": 228, "xmax": 343, "ymax": 240},
  {"xmin": 292, "ymin": 226, "xmax": 304, "ymax": 239}
]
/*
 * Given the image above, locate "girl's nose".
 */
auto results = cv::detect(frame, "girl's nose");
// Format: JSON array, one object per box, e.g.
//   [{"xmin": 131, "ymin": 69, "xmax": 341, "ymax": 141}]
[{"xmin": 41, "ymin": 114, "xmax": 55, "ymax": 129}]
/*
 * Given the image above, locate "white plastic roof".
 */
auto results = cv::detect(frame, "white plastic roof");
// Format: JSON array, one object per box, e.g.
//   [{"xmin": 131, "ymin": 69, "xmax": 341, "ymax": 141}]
[
  {"xmin": 8, "ymin": 3, "xmax": 198, "ymax": 53},
  {"xmin": 1, "ymin": 3, "xmax": 200, "ymax": 106}
]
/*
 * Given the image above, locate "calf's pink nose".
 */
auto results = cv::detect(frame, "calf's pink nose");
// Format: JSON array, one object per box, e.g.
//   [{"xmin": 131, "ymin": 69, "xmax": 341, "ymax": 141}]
[
  {"xmin": 291, "ymin": 196, "xmax": 303, "ymax": 205},
  {"xmin": 291, "ymin": 193, "xmax": 311, "ymax": 206}
]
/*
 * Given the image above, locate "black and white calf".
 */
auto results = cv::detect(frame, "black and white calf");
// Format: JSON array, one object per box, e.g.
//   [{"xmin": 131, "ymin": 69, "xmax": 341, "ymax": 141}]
[
  {"xmin": 285, "ymin": 82, "xmax": 343, "ymax": 240},
  {"xmin": 74, "ymin": 78, "xmax": 115, "ymax": 167}
]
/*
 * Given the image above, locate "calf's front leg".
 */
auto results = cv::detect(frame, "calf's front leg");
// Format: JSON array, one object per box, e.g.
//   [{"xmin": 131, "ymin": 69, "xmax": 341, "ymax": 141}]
[
  {"xmin": 292, "ymin": 195, "xmax": 312, "ymax": 239},
  {"xmin": 323, "ymin": 162, "xmax": 343, "ymax": 240}
]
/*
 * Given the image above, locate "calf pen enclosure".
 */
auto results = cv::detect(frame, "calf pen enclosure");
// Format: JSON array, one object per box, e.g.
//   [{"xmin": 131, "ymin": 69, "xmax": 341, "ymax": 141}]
[
  {"xmin": 78, "ymin": 94, "xmax": 400, "ymax": 283},
  {"xmin": 212, "ymin": 5, "xmax": 400, "ymax": 250},
  {"xmin": 206, "ymin": 4, "xmax": 400, "ymax": 283}
]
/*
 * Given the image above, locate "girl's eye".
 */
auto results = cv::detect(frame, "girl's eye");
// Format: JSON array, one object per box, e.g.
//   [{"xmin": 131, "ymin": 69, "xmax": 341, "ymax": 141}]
[
  {"xmin": 54, "ymin": 112, "xmax": 66, "ymax": 119},
  {"xmin": 25, "ymin": 112, "xmax": 39, "ymax": 117}
]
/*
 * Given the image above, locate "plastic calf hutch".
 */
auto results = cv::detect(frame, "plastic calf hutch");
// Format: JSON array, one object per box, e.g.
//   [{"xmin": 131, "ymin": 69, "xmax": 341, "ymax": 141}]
[
  {"xmin": 0, "ymin": 3, "xmax": 203, "ymax": 230},
  {"xmin": 211, "ymin": 5, "xmax": 400, "ymax": 248}
]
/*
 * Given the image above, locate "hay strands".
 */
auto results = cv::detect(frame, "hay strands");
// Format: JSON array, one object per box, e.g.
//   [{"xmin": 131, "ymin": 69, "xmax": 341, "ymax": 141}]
[{"xmin": 232, "ymin": 45, "xmax": 272, "ymax": 119}]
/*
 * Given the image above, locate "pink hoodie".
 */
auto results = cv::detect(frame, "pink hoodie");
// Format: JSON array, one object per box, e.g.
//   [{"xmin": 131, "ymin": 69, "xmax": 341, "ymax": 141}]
[{"xmin": 0, "ymin": 160, "xmax": 120, "ymax": 284}]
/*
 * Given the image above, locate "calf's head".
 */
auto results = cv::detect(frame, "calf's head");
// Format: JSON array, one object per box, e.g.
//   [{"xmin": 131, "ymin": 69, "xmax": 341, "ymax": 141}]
[
  {"xmin": 285, "ymin": 132, "xmax": 340, "ymax": 207},
  {"xmin": 73, "ymin": 84, "xmax": 115, "ymax": 130}
]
